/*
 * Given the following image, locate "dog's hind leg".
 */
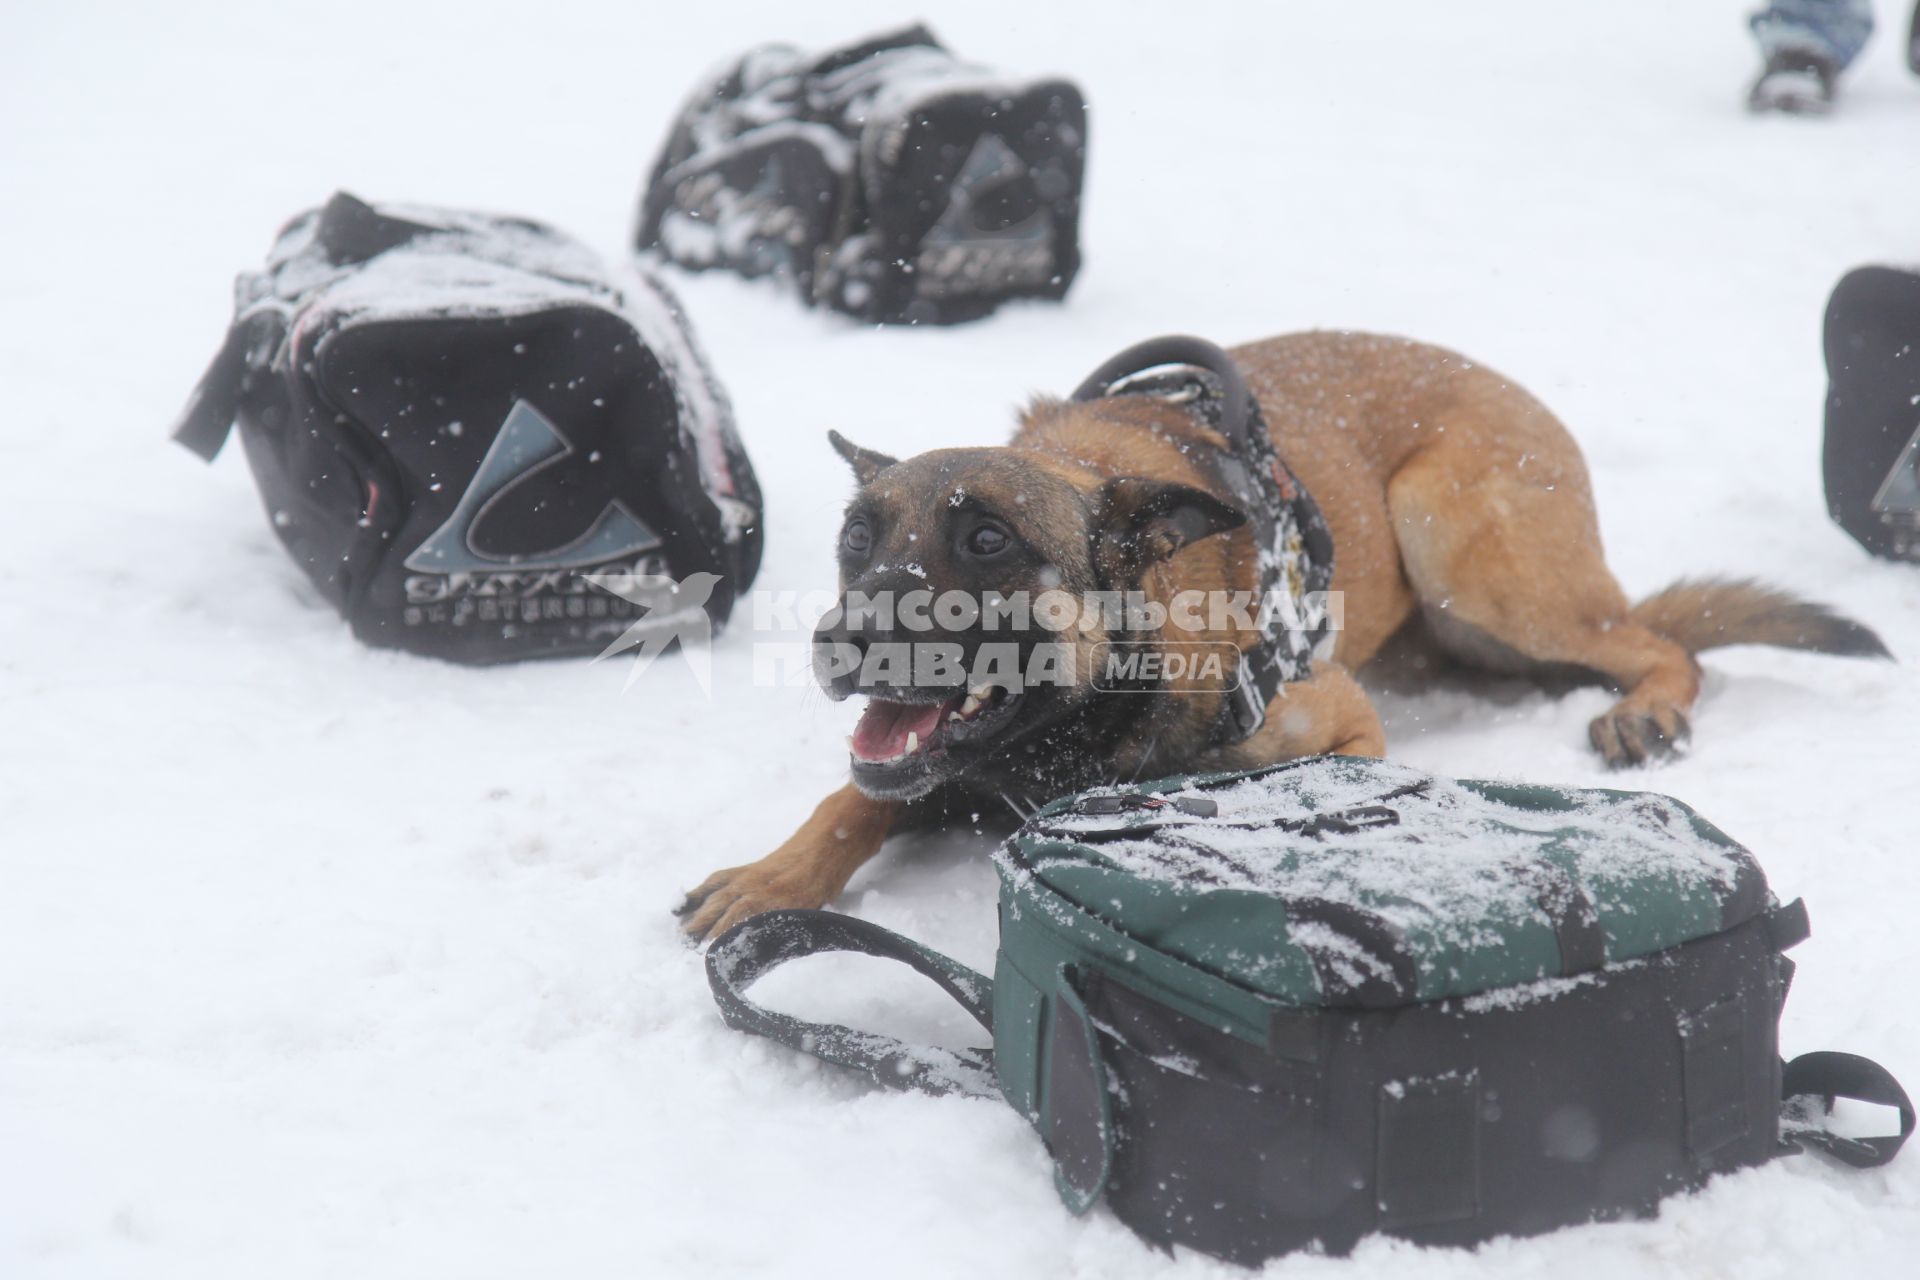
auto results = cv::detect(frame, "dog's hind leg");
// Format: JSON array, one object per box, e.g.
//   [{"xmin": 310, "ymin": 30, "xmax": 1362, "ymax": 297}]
[{"xmin": 1383, "ymin": 444, "xmax": 1700, "ymax": 767}]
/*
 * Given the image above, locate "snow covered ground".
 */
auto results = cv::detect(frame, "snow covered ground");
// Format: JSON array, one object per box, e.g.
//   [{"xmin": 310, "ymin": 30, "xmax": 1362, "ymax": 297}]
[{"xmin": 4, "ymin": 1, "xmax": 1920, "ymax": 1276}]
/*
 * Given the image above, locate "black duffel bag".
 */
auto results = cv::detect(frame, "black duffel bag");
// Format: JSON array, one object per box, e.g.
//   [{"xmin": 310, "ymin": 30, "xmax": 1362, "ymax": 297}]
[
  {"xmin": 172, "ymin": 192, "xmax": 763, "ymax": 664},
  {"xmin": 636, "ymin": 24, "xmax": 1087, "ymax": 326},
  {"xmin": 1823, "ymin": 263, "xmax": 1920, "ymax": 562}
]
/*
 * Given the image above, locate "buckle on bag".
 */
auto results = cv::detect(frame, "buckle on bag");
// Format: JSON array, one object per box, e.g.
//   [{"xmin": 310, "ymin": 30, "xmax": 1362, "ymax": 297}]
[
  {"xmin": 1075, "ymin": 793, "xmax": 1219, "ymax": 818},
  {"xmin": 1296, "ymin": 805, "xmax": 1401, "ymax": 838}
]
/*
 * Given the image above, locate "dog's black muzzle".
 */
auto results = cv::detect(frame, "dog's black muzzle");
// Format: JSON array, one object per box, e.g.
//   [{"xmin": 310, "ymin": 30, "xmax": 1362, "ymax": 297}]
[{"xmin": 811, "ymin": 600, "xmax": 979, "ymax": 703}]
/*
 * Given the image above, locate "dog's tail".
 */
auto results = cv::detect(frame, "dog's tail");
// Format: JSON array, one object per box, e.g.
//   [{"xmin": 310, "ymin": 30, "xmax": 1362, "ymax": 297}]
[{"xmin": 1630, "ymin": 577, "xmax": 1891, "ymax": 659}]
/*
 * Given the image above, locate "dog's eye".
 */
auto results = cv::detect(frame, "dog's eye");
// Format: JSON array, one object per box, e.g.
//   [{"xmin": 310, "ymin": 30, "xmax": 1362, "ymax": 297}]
[
  {"xmin": 842, "ymin": 517, "xmax": 872, "ymax": 555},
  {"xmin": 964, "ymin": 521, "xmax": 1011, "ymax": 558}
]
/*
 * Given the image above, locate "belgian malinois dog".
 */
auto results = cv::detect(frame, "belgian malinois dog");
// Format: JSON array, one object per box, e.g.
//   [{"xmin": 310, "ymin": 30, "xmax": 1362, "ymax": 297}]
[{"xmin": 679, "ymin": 330, "xmax": 1887, "ymax": 943}]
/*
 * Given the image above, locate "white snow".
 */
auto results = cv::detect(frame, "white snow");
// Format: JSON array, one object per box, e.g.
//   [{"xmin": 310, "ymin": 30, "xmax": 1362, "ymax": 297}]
[{"xmin": 4, "ymin": 2, "xmax": 1920, "ymax": 1277}]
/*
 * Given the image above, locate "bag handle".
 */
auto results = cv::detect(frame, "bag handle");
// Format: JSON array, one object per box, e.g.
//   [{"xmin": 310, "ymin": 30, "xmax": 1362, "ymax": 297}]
[
  {"xmin": 1782, "ymin": 1050, "xmax": 1914, "ymax": 1169},
  {"xmin": 171, "ymin": 192, "xmax": 426, "ymax": 463},
  {"xmin": 704, "ymin": 909, "xmax": 998, "ymax": 1099},
  {"xmin": 170, "ymin": 310, "xmax": 284, "ymax": 462}
]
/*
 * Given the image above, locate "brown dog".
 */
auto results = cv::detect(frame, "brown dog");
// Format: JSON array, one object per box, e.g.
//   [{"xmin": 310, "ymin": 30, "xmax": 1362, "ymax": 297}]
[{"xmin": 679, "ymin": 330, "xmax": 1887, "ymax": 942}]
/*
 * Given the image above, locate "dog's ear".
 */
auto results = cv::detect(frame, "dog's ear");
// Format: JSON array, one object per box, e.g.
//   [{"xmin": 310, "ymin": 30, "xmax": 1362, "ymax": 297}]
[
  {"xmin": 1096, "ymin": 478, "xmax": 1246, "ymax": 577},
  {"xmin": 827, "ymin": 430, "xmax": 898, "ymax": 486}
]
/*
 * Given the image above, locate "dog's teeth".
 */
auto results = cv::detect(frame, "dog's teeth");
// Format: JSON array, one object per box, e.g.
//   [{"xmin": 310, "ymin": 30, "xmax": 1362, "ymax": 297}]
[
  {"xmin": 948, "ymin": 711, "xmax": 963, "ymax": 722},
  {"xmin": 846, "ymin": 735, "xmax": 856, "ymax": 751},
  {"xmin": 970, "ymin": 684, "xmax": 994, "ymax": 701},
  {"xmin": 960, "ymin": 694, "xmax": 983, "ymax": 718},
  {"xmin": 905, "ymin": 731, "xmax": 919, "ymax": 754}
]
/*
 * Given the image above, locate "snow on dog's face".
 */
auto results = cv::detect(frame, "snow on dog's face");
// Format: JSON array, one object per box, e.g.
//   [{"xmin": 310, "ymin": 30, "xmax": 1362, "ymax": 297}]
[{"xmin": 813, "ymin": 430, "xmax": 1243, "ymax": 802}]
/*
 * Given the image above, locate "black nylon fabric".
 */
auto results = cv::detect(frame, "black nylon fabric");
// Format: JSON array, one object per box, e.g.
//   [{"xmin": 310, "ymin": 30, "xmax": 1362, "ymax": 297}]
[
  {"xmin": 1013, "ymin": 915, "xmax": 1796, "ymax": 1261},
  {"xmin": 636, "ymin": 26, "xmax": 1087, "ymax": 325},
  {"xmin": 1823, "ymin": 264, "xmax": 1920, "ymax": 560},
  {"xmin": 172, "ymin": 192, "xmax": 763, "ymax": 664}
]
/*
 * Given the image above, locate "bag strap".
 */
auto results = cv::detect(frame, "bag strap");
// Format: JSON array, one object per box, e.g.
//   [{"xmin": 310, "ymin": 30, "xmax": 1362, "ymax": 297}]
[
  {"xmin": 311, "ymin": 191, "xmax": 437, "ymax": 267},
  {"xmin": 1782, "ymin": 1050, "xmax": 1915, "ymax": 1169},
  {"xmin": 172, "ymin": 192, "xmax": 429, "ymax": 463},
  {"xmin": 170, "ymin": 309, "xmax": 284, "ymax": 462},
  {"xmin": 704, "ymin": 908, "xmax": 998, "ymax": 1099},
  {"xmin": 804, "ymin": 23, "xmax": 944, "ymax": 81}
]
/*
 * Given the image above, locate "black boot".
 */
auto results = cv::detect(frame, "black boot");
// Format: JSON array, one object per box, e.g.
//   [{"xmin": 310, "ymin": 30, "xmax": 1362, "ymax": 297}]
[{"xmin": 1747, "ymin": 47, "xmax": 1838, "ymax": 114}]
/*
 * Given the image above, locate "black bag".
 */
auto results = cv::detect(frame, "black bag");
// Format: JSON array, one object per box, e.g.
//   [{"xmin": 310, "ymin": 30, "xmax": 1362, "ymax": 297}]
[
  {"xmin": 636, "ymin": 24, "xmax": 1087, "ymax": 326},
  {"xmin": 708, "ymin": 758, "xmax": 1912, "ymax": 1264},
  {"xmin": 1823, "ymin": 264, "xmax": 1920, "ymax": 561},
  {"xmin": 173, "ymin": 192, "xmax": 763, "ymax": 664}
]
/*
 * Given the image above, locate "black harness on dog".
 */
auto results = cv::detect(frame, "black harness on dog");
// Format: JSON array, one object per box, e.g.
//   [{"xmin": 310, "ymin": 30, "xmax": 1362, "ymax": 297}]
[{"xmin": 1072, "ymin": 336, "xmax": 1335, "ymax": 746}]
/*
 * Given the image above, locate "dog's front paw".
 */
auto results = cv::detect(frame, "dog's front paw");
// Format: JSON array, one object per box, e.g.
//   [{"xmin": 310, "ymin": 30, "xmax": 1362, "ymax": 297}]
[
  {"xmin": 1588, "ymin": 702, "xmax": 1691, "ymax": 768},
  {"xmin": 675, "ymin": 856, "xmax": 835, "ymax": 946}
]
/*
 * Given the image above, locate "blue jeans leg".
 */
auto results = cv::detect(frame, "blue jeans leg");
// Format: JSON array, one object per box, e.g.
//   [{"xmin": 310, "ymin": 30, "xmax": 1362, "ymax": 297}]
[{"xmin": 1751, "ymin": 0, "xmax": 1876, "ymax": 71}]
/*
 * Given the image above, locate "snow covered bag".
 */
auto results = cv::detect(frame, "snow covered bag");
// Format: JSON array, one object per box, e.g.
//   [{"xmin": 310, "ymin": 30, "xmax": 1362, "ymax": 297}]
[
  {"xmin": 708, "ymin": 757, "xmax": 1911, "ymax": 1265},
  {"xmin": 1823, "ymin": 264, "xmax": 1920, "ymax": 562},
  {"xmin": 172, "ymin": 192, "xmax": 763, "ymax": 664},
  {"xmin": 635, "ymin": 24, "xmax": 1086, "ymax": 325}
]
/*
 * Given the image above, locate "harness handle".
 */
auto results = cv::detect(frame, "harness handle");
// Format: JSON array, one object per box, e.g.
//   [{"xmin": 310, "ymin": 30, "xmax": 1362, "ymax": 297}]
[
  {"xmin": 1070, "ymin": 334, "xmax": 1255, "ymax": 454},
  {"xmin": 704, "ymin": 909, "xmax": 999, "ymax": 1099}
]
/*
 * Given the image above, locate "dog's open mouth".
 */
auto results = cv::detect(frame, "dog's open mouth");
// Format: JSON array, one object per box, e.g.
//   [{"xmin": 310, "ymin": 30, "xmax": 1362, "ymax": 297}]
[{"xmin": 848, "ymin": 684, "xmax": 1023, "ymax": 769}]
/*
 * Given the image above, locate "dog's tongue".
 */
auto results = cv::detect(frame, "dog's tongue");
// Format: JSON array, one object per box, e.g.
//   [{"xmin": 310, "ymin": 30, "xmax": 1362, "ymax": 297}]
[{"xmin": 850, "ymin": 697, "xmax": 951, "ymax": 761}]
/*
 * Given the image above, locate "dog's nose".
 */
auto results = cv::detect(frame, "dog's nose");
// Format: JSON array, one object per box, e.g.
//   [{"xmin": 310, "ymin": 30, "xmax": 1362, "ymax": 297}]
[
  {"xmin": 813, "ymin": 577, "xmax": 969, "ymax": 701},
  {"xmin": 812, "ymin": 605, "xmax": 871, "ymax": 701}
]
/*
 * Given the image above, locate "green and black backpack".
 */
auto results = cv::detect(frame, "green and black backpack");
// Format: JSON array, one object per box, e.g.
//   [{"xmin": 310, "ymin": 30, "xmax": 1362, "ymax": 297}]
[{"xmin": 707, "ymin": 757, "xmax": 1911, "ymax": 1264}]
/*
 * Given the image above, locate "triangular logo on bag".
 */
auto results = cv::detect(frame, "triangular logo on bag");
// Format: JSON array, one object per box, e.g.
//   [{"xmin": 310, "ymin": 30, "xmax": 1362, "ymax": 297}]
[
  {"xmin": 1870, "ymin": 420, "xmax": 1920, "ymax": 523},
  {"xmin": 922, "ymin": 134, "xmax": 1050, "ymax": 250},
  {"xmin": 404, "ymin": 399, "xmax": 662, "ymax": 574},
  {"xmin": 914, "ymin": 134, "xmax": 1055, "ymax": 299}
]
